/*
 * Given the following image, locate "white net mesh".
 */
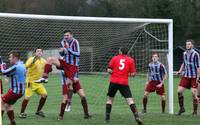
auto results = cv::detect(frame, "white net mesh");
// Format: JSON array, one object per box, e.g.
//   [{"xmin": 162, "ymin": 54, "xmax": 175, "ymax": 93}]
[{"xmin": 0, "ymin": 14, "xmax": 170, "ymax": 119}]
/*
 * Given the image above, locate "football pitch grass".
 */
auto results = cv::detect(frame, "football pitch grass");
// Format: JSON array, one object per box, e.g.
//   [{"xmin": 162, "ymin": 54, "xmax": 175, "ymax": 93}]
[{"xmin": 2, "ymin": 74, "xmax": 200, "ymax": 125}]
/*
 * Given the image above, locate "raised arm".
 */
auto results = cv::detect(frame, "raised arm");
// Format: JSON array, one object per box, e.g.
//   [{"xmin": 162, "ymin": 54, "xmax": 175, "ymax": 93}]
[{"xmin": 1, "ymin": 65, "xmax": 16, "ymax": 76}]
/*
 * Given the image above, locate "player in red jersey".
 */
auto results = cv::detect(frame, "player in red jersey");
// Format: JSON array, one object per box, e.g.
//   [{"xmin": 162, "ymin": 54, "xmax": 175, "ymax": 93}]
[{"xmin": 105, "ymin": 47, "xmax": 143, "ymax": 125}]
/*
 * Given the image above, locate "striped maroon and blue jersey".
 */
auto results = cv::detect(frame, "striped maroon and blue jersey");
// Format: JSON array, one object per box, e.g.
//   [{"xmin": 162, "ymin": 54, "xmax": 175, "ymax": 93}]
[
  {"xmin": 148, "ymin": 61, "xmax": 167, "ymax": 83},
  {"xmin": 60, "ymin": 37, "xmax": 80, "ymax": 66},
  {"xmin": 1, "ymin": 61, "xmax": 26, "ymax": 94},
  {"xmin": 182, "ymin": 49, "xmax": 200, "ymax": 78}
]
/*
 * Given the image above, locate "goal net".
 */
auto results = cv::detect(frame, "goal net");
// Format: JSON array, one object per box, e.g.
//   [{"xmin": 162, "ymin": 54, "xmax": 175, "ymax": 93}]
[{"xmin": 0, "ymin": 13, "xmax": 173, "ymax": 122}]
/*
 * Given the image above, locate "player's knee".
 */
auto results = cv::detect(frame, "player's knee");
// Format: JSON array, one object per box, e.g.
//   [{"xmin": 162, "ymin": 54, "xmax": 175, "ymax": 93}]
[
  {"xmin": 47, "ymin": 57, "xmax": 56, "ymax": 63},
  {"xmin": 161, "ymin": 95, "xmax": 166, "ymax": 100},
  {"xmin": 41, "ymin": 94, "xmax": 47, "ymax": 98},
  {"xmin": 144, "ymin": 93, "xmax": 149, "ymax": 98},
  {"xmin": 24, "ymin": 96, "xmax": 30, "ymax": 100}
]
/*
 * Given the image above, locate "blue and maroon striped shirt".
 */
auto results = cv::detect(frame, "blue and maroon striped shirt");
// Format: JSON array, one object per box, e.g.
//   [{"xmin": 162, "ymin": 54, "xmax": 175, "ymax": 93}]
[
  {"xmin": 148, "ymin": 61, "xmax": 167, "ymax": 82},
  {"xmin": 60, "ymin": 37, "xmax": 80, "ymax": 66},
  {"xmin": 1, "ymin": 61, "xmax": 26, "ymax": 94},
  {"xmin": 182, "ymin": 49, "xmax": 200, "ymax": 78}
]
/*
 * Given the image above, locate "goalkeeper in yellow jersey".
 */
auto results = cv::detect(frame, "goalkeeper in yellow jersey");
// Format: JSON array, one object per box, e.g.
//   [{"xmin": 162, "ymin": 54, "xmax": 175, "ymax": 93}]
[{"xmin": 19, "ymin": 48, "xmax": 48, "ymax": 118}]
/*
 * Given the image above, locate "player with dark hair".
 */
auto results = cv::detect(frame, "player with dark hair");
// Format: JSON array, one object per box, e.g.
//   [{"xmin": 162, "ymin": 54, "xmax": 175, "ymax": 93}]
[
  {"xmin": 142, "ymin": 53, "xmax": 167, "ymax": 113},
  {"xmin": 105, "ymin": 47, "xmax": 143, "ymax": 125},
  {"xmin": 1, "ymin": 51, "xmax": 26, "ymax": 125},
  {"xmin": 56, "ymin": 30, "xmax": 91, "ymax": 120},
  {"xmin": 176, "ymin": 39, "xmax": 200, "ymax": 116},
  {"xmin": 19, "ymin": 48, "xmax": 48, "ymax": 118}
]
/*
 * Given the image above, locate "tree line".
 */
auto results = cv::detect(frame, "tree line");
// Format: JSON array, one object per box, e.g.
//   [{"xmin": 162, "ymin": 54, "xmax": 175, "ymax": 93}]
[{"xmin": 0, "ymin": 0, "xmax": 200, "ymax": 47}]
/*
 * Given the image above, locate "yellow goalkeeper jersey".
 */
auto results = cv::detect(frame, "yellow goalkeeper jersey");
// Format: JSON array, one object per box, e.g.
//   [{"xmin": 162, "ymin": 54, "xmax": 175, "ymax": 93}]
[{"xmin": 25, "ymin": 56, "xmax": 46, "ymax": 83}]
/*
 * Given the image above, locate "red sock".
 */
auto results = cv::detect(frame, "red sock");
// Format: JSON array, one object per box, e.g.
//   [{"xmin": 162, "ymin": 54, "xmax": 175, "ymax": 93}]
[
  {"xmin": 193, "ymin": 98, "xmax": 198, "ymax": 113},
  {"xmin": 162, "ymin": 100, "xmax": 166, "ymax": 113},
  {"xmin": 59, "ymin": 102, "xmax": 67, "ymax": 117},
  {"xmin": 20, "ymin": 99, "xmax": 29, "ymax": 113},
  {"xmin": 7, "ymin": 110, "xmax": 15, "ymax": 124},
  {"xmin": 178, "ymin": 95, "xmax": 184, "ymax": 108},
  {"xmin": 43, "ymin": 64, "xmax": 52, "ymax": 78},
  {"xmin": 143, "ymin": 96, "xmax": 148, "ymax": 110},
  {"xmin": 81, "ymin": 97, "xmax": 89, "ymax": 115},
  {"xmin": 37, "ymin": 97, "xmax": 47, "ymax": 112}
]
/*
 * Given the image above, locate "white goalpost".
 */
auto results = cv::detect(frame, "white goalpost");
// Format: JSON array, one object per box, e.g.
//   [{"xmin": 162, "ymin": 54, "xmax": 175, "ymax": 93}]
[{"xmin": 0, "ymin": 13, "xmax": 173, "ymax": 117}]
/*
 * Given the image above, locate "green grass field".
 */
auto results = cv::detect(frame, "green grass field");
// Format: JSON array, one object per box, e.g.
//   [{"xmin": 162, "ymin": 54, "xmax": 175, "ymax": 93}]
[{"xmin": 2, "ymin": 74, "xmax": 200, "ymax": 125}]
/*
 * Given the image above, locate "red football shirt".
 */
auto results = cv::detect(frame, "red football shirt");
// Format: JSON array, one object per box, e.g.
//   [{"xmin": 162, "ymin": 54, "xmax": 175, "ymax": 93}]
[{"xmin": 108, "ymin": 54, "xmax": 136, "ymax": 85}]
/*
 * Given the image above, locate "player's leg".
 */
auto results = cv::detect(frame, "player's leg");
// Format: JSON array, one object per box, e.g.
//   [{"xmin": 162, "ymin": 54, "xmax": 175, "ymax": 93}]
[
  {"xmin": 120, "ymin": 85, "xmax": 143, "ymax": 125},
  {"xmin": 77, "ymin": 87, "xmax": 91, "ymax": 119},
  {"xmin": 65, "ymin": 72, "xmax": 78, "ymax": 104},
  {"xmin": 35, "ymin": 84, "xmax": 48, "ymax": 117},
  {"xmin": 142, "ymin": 91, "xmax": 150, "ymax": 113},
  {"xmin": 191, "ymin": 88, "xmax": 198, "ymax": 116},
  {"xmin": 65, "ymin": 93, "xmax": 72, "ymax": 112},
  {"xmin": 19, "ymin": 82, "xmax": 32, "ymax": 118},
  {"xmin": 191, "ymin": 78, "xmax": 198, "ymax": 116},
  {"xmin": 105, "ymin": 83, "xmax": 118, "ymax": 123},
  {"xmin": 35, "ymin": 57, "xmax": 61, "ymax": 83},
  {"xmin": 58, "ymin": 94, "xmax": 68, "ymax": 120},
  {"xmin": 177, "ymin": 86, "xmax": 186, "ymax": 115},
  {"xmin": 58, "ymin": 77, "xmax": 69, "ymax": 120},
  {"xmin": 1, "ymin": 99, "xmax": 5, "ymax": 117},
  {"xmin": 74, "ymin": 78, "xmax": 91, "ymax": 119},
  {"xmin": 156, "ymin": 84, "xmax": 166, "ymax": 113},
  {"xmin": 177, "ymin": 77, "xmax": 188, "ymax": 115},
  {"xmin": 197, "ymin": 84, "xmax": 200, "ymax": 102},
  {"xmin": 19, "ymin": 96, "xmax": 30, "ymax": 118},
  {"xmin": 142, "ymin": 81, "xmax": 155, "ymax": 113},
  {"xmin": 5, "ymin": 104, "xmax": 16, "ymax": 125},
  {"xmin": 160, "ymin": 95, "xmax": 166, "ymax": 113}
]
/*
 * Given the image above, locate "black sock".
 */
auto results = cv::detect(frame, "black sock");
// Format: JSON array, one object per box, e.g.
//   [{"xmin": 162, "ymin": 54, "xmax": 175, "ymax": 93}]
[
  {"xmin": 105, "ymin": 104, "xmax": 112, "ymax": 120},
  {"xmin": 130, "ymin": 104, "xmax": 139, "ymax": 117}
]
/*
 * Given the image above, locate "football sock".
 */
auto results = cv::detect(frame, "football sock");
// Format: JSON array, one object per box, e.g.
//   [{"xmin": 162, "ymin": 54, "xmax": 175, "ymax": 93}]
[
  {"xmin": 105, "ymin": 104, "xmax": 112, "ymax": 120},
  {"xmin": 37, "ymin": 97, "xmax": 47, "ymax": 112},
  {"xmin": 178, "ymin": 93, "xmax": 184, "ymax": 109},
  {"xmin": 193, "ymin": 98, "xmax": 198, "ymax": 113},
  {"xmin": 20, "ymin": 99, "xmax": 29, "ymax": 113},
  {"xmin": 130, "ymin": 104, "xmax": 139, "ymax": 117},
  {"xmin": 81, "ymin": 97, "xmax": 89, "ymax": 115},
  {"xmin": 7, "ymin": 110, "xmax": 15, "ymax": 124},
  {"xmin": 143, "ymin": 96, "xmax": 148, "ymax": 111},
  {"xmin": 162, "ymin": 100, "xmax": 166, "ymax": 113},
  {"xmin": 59, "ymin": 102, "xmax": 67, "ymax": 117}
]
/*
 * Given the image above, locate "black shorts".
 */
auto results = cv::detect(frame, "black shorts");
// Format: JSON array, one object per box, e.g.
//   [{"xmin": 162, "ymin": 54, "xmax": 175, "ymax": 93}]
[{"xmin": 107, "ymin": 82, "xmax": 132, "ymax": 98}]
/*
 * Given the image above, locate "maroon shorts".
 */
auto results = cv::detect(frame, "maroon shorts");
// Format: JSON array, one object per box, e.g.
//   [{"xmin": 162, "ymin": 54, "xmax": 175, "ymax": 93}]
[
  {"xmin": 62, "ymin": 81, "xmax": 82, "ymax": 95},
  {"xmin": 2, "ymin": 90, "xmax": 23, "ymax": 105},
  {"xmin": 145, "ymin": 80, "xmax": 165, "ymax": 95},
  {"xmin": 57, "ymin": 59, "xmax": 78, "ymax": 80},
  {"xmin": 179, "ymin": 77, "xmax": 198, "ymax": 89}
]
